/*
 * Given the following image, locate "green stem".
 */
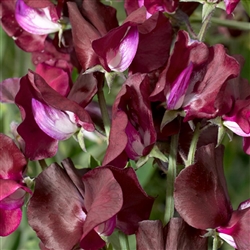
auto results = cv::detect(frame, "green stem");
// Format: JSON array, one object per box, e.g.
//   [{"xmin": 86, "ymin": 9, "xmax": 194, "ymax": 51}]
[
  {"xmin": 212, "ymin": 233, "xmax": 219, "ymax": 250},
  {"xmin": 186, "ymin": 123, "xmax": 201, "ymax": 167},
  {"xmin": 97, "ymin": 86, "xmax": 111, "ymax": 143},
  {"xmin": 198, "ymin": 10, "xmax": 215, "ymax": 41},
  {"xmin": 191, "ymin": 17, "xmax": 250, "ymax": 31},
  {"xmin": 164, "ymin": 132, "xmax": 179, "ymax": 225},
  {"xmin": 39, "ymin": 159, "xmax": 47, "ymax": 170}
]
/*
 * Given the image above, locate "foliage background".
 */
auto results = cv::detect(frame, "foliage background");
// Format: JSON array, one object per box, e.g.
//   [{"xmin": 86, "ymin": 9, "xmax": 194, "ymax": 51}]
[{"xmin": 0, "ymin": 1, "xmax": 249, "ymax": 250}]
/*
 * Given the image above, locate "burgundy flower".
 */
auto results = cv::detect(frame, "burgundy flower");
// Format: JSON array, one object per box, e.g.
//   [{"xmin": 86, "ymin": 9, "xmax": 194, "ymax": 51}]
[
  {"xmin": 103, "ymin": 73, "xmax": 157, "ymax": 167},
  {"xmin": 129, "ymin": 11, "xmax": 173, "ymax": 74},
  {"xmin": 15, "ymin": 0, "xmax": 62, "ymax": 35},
  {"xmin": 174, "ymin": 144, "xmax": 250, "ymax": 249},
  {"xmin": 224, "ymin": 0, "xmax": 240, "ymax": 14},
  {"xmin": 150, "ymin": 30, "xmax": 240, "ymax": 122},
  {"xmin": 136, "ymin": 218, "xmax": 208, "ymax": 250},
  {"xmin": 14, "ymin": 67, "xmax": 96, "ymax": 160},
  {"xmin": 28, "ymin": 159, "xmax": 153, "ymax": 250},
  {"xmin": 221, "ymin": 74, "xmax": 250, "ymax": 155},
  {"xmin": 0, "ymin": 134, "xmax": 31, "ymax": 236},
  {"xmin": 92, "ymin": 22, "xmax": 139, "ymax": 72},
  {"xmin": 0, "ymin": 0, "xmax": 47, "ymax": 52},
  {"xmin": 67, "ymin": 1, "xmax": 118, "ymax": 71},
  {"xmin": 125, "ymin": 0, "xmax": 179, "ymax": 16}
]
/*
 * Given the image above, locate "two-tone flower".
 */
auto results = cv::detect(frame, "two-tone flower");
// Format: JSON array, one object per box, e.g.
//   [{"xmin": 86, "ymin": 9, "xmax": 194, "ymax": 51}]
[
  {"xmin": 28, "ymin": 159, "xmax": 154, "ymax": 250},
  {"xmin": 174, "ymin": 144, "xmax": 250, "ymax": 249}
]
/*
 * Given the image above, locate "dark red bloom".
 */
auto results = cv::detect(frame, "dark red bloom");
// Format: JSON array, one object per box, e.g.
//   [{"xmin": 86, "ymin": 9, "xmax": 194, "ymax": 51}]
[
  {"xmin": 174, "ymin": 144, "xmax": 250, "ymax": 249},
  {"xmin": 0, "ymin": 134, "xmax": 31, "ymax": 236},
  {"xmin": 103, "ymin": 73, "xmax": 157, "ymax": 167},
  {"xmin": 28, "ymin": 159, "xmax": 153, "ymax": 250}
]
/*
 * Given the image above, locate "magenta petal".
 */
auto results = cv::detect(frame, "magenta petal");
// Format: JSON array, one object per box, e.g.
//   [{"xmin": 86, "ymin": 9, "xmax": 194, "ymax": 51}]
[
  {"xmin": 0, "ymin": 208, "xmax": 22, "ymax": 236},
  {"xmin": 35, "ymin": 63, "xmax": 71, "ymax": 97},
  {"xmin": 224, "ymin": 0, "xmax": 240, "ymax": 14},
  {"xmin": 174, "ymin": 144, "xmax": 232, "ymax": 230},
  {"xmin": 32, "ymin": 99, "xmax": 78, "ymax": 140},
  {"xmin": 15, "ymin": 0, "xmax": 61, "ymax": 35},
  {"xmin": 81, "ymin": 167, "xmax": 123, "ymax": 238},
  {"xmin": 0, "ymin": 180, "xmax": 29, "ymax": 210},
  {"xmin": 0, "ymin": 78, "xmax": 20, "ymax": 103},
  {"xmin": 0, "ymin": 134, "xmax": 27, "ymax": 180},
  {"xmin": 243, "ymin": 137, "xmax": 250, "ymax": 155},
  {"xmin": 167, "ymin": 62, "xmax": 193, "ymax": 110},
  {"xmin": 217, "ymin": 204, "xmax": 250, "ymax": 249}
]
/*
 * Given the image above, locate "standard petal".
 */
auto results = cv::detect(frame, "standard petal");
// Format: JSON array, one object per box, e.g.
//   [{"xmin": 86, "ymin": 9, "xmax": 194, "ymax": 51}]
[
  {"xmin": 174, "ymin": 144, "xmax": 232, "ymax": 230},
  {"xmin": 0, "ymin": 134, "xmax": 27, "ymax": 180},
  {"xmin": 27, "ymin": 163, "xmax": 86, "ymax": 250},
  {"xmin": 81, "ymin": 167, "xmax": 123, "ymax": 238},
  {"xmin": 136, "ymin": 220, "xmax": 164, "ymax": 250}
]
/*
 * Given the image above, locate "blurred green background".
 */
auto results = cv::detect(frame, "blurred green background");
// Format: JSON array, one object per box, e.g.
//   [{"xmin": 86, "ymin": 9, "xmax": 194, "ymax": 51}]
[{"xmin": 0, "ymin": 1, "xmax": 249, "ymax": 250}]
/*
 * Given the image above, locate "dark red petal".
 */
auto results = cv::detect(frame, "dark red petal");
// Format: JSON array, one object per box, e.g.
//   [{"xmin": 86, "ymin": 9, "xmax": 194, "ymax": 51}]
[
  {"xmin": 130, "ymin": 12, "xmax": 173, "ymax": 73},
  {"xmin": 165, "ymin": 218, "xmax": 208, "ymax": 250},
  {"xmin": 27, "ymin": 163, "xmax": 85, "ymax": 250},
  {"xmin": 67, "ymin": 2, "xmax": 100, "ymax": 71},
  {"xmin": 81, "ymin": 167, "xmax": 123, "ymax": 238},
  {"xmin": 174, "ymin": 144, "xmax": 232, "ymax": 229},
  {"xmin": 0, "ymin": 134, "xmax": 27, "ymax": 179},
  {"xmin": 108, "ymin": 166, "xmax": 155, "ymax": 234},
  {"xmin": 136, "ymin": 220, "xmax": 164, "ymax": 250}
]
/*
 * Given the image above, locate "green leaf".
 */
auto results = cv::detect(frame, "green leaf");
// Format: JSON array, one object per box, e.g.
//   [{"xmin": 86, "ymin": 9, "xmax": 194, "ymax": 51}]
[{"xmin": 241, "ymin": 0, "xmax": 250, "ymax": 17}]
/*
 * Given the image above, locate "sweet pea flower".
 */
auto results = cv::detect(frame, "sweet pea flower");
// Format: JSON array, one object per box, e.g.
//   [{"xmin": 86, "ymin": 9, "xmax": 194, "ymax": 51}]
[
  {"xmin": 28, "ymin": 159, "xmax": 154, "ymax": 250},
  {"xmin": 136, "ymin": 219, "xmax": 208, "ymax": 250},
  {"xmin": 15, "ymin": 0, "xmax": 62, "ymax": 35},
  {"xmin": 221, "ymin": 68, "xmax": 250, "ymax": 155},
  {"xmin": 224, "ymin": 0, "xmax": 240, "ymax": 14},
  {"xmin": 0, "ymin": 134, "xmax": 32, "ymax": 236},
  {"xmin": 174, "ymin": 144, "xmax": 250, "ymax": 249},
  {"xmin": 92, "ymin": 22, "xmax": 139, "ymax": 72},
  {"xmin": 102, "ymin": 73, "xmax": 157, "ymax": 167}
]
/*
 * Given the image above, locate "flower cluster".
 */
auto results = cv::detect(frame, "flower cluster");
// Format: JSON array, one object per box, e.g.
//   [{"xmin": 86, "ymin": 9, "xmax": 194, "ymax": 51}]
[{"xmin": 0, "ymin": 0, "xmax": 249, "ymax": 250}]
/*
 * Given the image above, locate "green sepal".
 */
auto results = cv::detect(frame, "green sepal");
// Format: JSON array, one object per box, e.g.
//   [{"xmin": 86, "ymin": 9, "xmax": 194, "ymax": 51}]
[
  {"xmin": 136, "ymin": 145, "xmax": 168, "ymax": 168},
  {"xmin": 217, "ymin": 121, "xmax": 226, "ymax": 147},
  {"xmin": 83, "ymin": 65, "xmax": 105, "ymax": 75},
  {"xmin": 76, "ymin": 128, "xmax": 86, "ymax": 152},
  {"xmin": 89, "ymin": 154, "xmax": 101, "ymax": 169},
  {"xmin": 202, "ymin": 2, "xmax": 216, "ymax": 22},
  {"xmin": 161, "ymin": 110, "xmax": 180, "ymax": 131}
]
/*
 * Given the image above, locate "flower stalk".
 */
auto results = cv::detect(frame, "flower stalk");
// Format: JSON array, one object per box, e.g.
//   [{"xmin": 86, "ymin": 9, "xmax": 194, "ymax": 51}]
[{"xmin": 164, "ymin": 132, "xmax": 179, "ymax": 225}]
